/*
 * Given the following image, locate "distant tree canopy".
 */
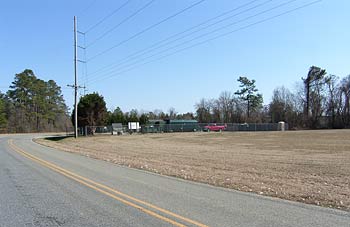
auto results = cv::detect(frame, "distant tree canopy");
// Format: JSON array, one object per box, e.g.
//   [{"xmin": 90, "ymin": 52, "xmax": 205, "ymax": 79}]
[
  {"xmin": 139, "ymin": 113, "xmax": 149, "ymax": 125},
  {"xmin": 106, "ymin": 107, "xmax": 195, "ymax": 126},
  {"xmin": 107, "ymin": 107, "xmax": 125, "ymax": 125},
  {"xmin": 268, "ymin": 86, "xmax": 301, "ymax": 128},
  {"xmin": 2, "ymin": 69, "xmax": 70, "ymax": 133},
  {"xmin": 193, "ymin": 76, "xmax": 263, "ymax": 124},
  {"xmin": 195, "ymin": 98, "xmax": 212, "ymax": 123},
  {"xmin": 2, "ymin": 66, "xmax": 350, "ymax": 133},
  {"xmin": 74, "ymin": 93, "xmax": 107, "ymax": 127},
  {"xmin": 193, "ymin": 67, "xmax": 350, "ymax": 129}
]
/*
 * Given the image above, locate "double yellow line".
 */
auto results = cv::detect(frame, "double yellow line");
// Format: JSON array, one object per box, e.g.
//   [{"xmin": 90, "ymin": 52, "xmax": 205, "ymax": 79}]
[{"xmin": 8, "ymin": 140, "xmax": 209, "ymax": 227}]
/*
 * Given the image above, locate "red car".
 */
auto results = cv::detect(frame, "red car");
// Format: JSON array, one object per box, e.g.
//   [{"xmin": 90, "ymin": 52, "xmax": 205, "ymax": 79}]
[{"xmin": 204, "ymin": 124, "xmax": 226, "ymax": 132}]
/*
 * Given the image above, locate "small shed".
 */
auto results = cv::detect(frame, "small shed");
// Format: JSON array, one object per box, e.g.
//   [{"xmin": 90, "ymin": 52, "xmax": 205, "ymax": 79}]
[{"xmin": 112, "ymin": 123, "xmax": 123, "ymax": 135}]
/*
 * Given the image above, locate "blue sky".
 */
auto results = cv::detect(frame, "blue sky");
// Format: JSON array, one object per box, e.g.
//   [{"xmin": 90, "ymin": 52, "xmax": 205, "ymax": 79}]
[{"xmin": 1, "ymin": 0, "xmax": 349, "ymax": 114}]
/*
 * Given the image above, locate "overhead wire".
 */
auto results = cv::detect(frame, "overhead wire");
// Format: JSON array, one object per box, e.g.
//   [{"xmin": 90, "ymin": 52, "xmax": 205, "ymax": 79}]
[
  {"xmin": 87, "ymin": 0, "xmax": 263, "ymax": 77},
  {"xmin": 86, "ymin": 0, "xmax": 271, "ymax": 78},
  {"xmin": 85, "ymin": 0, "xmax": 155, "ymax": 47},
  {"xmin": 86, "ymin": 0, "xmax": 206, "ymax": 62},
  {"xmin": 88, "ymin": 0, "xmax": 322, "ymax": 84},
  {"xmin": 83, "ymin": 34, "xmax": 89, "ymax": 94},
  {"xmin": 88, "ymin": 0, "xmax": 295, "ymax": 82},
  {"xmin": 78, "ymin": 0, "xmax": 97, "ymax": 17},
  {"xmin": 84, "ymin": 0, "xmax": 133, "ymax": 34}
]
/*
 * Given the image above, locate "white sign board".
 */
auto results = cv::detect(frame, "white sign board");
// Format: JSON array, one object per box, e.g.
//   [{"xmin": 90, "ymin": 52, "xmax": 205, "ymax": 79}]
[{"xmin": 128, "ymin": 122, "xmax": 140, "ymax": 130}]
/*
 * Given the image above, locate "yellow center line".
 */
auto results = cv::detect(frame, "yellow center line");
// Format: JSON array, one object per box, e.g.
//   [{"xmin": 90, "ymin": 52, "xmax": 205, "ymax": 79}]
[{"xmin": 8, "ymin": 139, "xmax": 209, "ymax": 227}]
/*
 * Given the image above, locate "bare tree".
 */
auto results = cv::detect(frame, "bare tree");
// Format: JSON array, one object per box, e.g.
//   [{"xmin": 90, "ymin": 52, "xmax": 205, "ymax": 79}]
[
  {"xmin": 168, "ymin": 107, "xmax": 177, "ymax": 119},
  {"xmin": 217, "ymin": 91, "xmax": 233, "ymax": 123},
  {"xmin": 269, "ymin": 86, "xmax": 302, "ymax": 128},
  {"xmin": 195, "ymin": 98, "xmax": 212, "ymax": 123},
  {"xmin": 340, "ymin": 75, "xmax": 350, "ymax": 126},
  {"xmin": 324, "ymin": 74, "xmax": 340, "ymax": 128}
]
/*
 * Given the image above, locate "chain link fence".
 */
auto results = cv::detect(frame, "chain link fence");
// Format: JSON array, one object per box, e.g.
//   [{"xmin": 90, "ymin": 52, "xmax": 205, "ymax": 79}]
[
  {"xmin": 141, "ymin": 122, "xmax": 288, "ymax": 133},
  {"xmin": 79, "ymin": 126, "xmax": 113, "ymax": 136},
  {"xmin": 80, "ymin": 122, "xmax": 288, "ymax": 136}
]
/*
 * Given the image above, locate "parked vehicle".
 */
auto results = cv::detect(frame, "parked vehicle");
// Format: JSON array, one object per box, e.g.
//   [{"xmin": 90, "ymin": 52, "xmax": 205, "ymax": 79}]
[{"xmin": 204, "ymin": 124, "xmax": 226, "ymax": 132}]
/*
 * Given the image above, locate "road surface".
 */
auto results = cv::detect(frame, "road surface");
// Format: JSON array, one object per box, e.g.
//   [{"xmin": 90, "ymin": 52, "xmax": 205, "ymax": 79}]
[{"xmin": 0, "ymin": 134, "xmax": 349, "ymax": 227}]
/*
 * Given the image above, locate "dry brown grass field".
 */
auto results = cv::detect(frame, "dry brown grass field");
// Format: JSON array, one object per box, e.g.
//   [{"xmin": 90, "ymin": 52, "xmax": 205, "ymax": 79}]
[{"xmin": 36, "ymin": 129, "xmax": 350, "ymax": 211}]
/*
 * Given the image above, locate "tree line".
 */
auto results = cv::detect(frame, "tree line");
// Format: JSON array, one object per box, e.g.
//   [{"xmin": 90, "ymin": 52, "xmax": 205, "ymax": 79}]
[
  {"xmin": 73, "ymin": 92, "xmax": 196, "ymax": 128},
  {"xmin": 195, "ymin": 66, "xmax": 350, "ymax": 129},
  {"xmin": 0, "ymin": 69, "xmax": 71, "ymax": 133},
  {"xmin": 2, "ymin": 66, "xmax": 349, "ymax": 133},
  {"xmin": 74, "ymin": 65, "xmax": 350, "ymax": 130}
]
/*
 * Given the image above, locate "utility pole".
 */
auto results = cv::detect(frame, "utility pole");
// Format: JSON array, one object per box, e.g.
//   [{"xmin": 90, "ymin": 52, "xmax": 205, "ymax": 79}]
[
  {"xmin": 68, "ymin": 16, "xmax": 86, "ymax": 138},
  {"xmin": 73, "ymin": 16, "xmax": 78, "ymax": 138}
]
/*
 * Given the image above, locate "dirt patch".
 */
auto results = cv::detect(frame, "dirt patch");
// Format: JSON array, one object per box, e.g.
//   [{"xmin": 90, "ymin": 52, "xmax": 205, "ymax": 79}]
[{"xmin": 36, "ymin": 130, "xmax": 350, "ymax": 211}]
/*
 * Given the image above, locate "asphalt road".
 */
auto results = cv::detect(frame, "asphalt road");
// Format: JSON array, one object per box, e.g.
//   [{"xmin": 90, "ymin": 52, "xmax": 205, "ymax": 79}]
[{"xmin": 0, "ymin": 134, "xmax": 349, "ymax": 227}]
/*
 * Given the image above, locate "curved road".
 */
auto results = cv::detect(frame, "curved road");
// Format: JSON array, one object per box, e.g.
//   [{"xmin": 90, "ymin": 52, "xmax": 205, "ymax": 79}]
[{"xmin": 0, "ymin": 134, "xmax": 349, "ymax": 227}]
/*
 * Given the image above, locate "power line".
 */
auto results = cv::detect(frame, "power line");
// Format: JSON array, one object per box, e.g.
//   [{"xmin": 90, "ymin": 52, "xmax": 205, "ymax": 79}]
[
  {"xmin": 87, "ymin": 0, "xmax": 206, "ymax": 62},
  {"xmin": 88, "ymin": 0, "xmax": 296, "ymax": 82},
  {"xmin": 86, "ymin": 0, "xmax": 270, "ymax": 78},
  {"xmin": 88, "ymin": 0, "xmax": 322, "ymax": 84},
  {"xmin": 79, "ymin": 0, "xmax": 97, "ymax": 17},
  {"xmin": 83, "ymin": 33, "xmax": 89, "ymax": 95},
  {"xmin": 86, "ymin": 0, "xmax": 263, "ymax": 77},
  {"xmin": 84, "ymin": 0, "xmax": 133, "ymax": 34},
  {"xmin": 86, "ymin": 0, "xmax": 155, "ymax": 47}
]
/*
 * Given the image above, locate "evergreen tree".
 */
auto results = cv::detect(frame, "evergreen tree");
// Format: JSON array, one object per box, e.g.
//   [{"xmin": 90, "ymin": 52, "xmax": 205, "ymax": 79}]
[
  {"xmin": 107, "ymin": 107, "xmax": 125, "ymax": 124},
  {"xmin": 234, "ymin": 76, "xmax": 263, "ymax": 120},
  {"xmin": 139, "ymin": 113, "xmax": 149, "ymax": 125},
  {"xmin": 6, "ymin": 69, "xmax": 69, "ymax": 132},
  {"xmin": 0, "ymin": 94, "xmax": 7, "ymax": 131},
  {"xmin": 74, "ymin": 93, "xmax": 107, "ymax": 127}
]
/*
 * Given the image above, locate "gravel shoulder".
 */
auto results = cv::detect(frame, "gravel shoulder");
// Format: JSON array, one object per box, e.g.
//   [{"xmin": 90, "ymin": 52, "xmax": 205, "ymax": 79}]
[{"xmin": 35, "ymin": 130, "xmax": 350, "ymax": 211}]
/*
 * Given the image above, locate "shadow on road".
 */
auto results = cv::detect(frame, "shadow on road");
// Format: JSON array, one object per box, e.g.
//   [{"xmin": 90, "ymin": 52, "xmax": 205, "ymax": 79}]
[{"xmin": 44, "ymin": 135, "xmax": 72, "ymax": 141}]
